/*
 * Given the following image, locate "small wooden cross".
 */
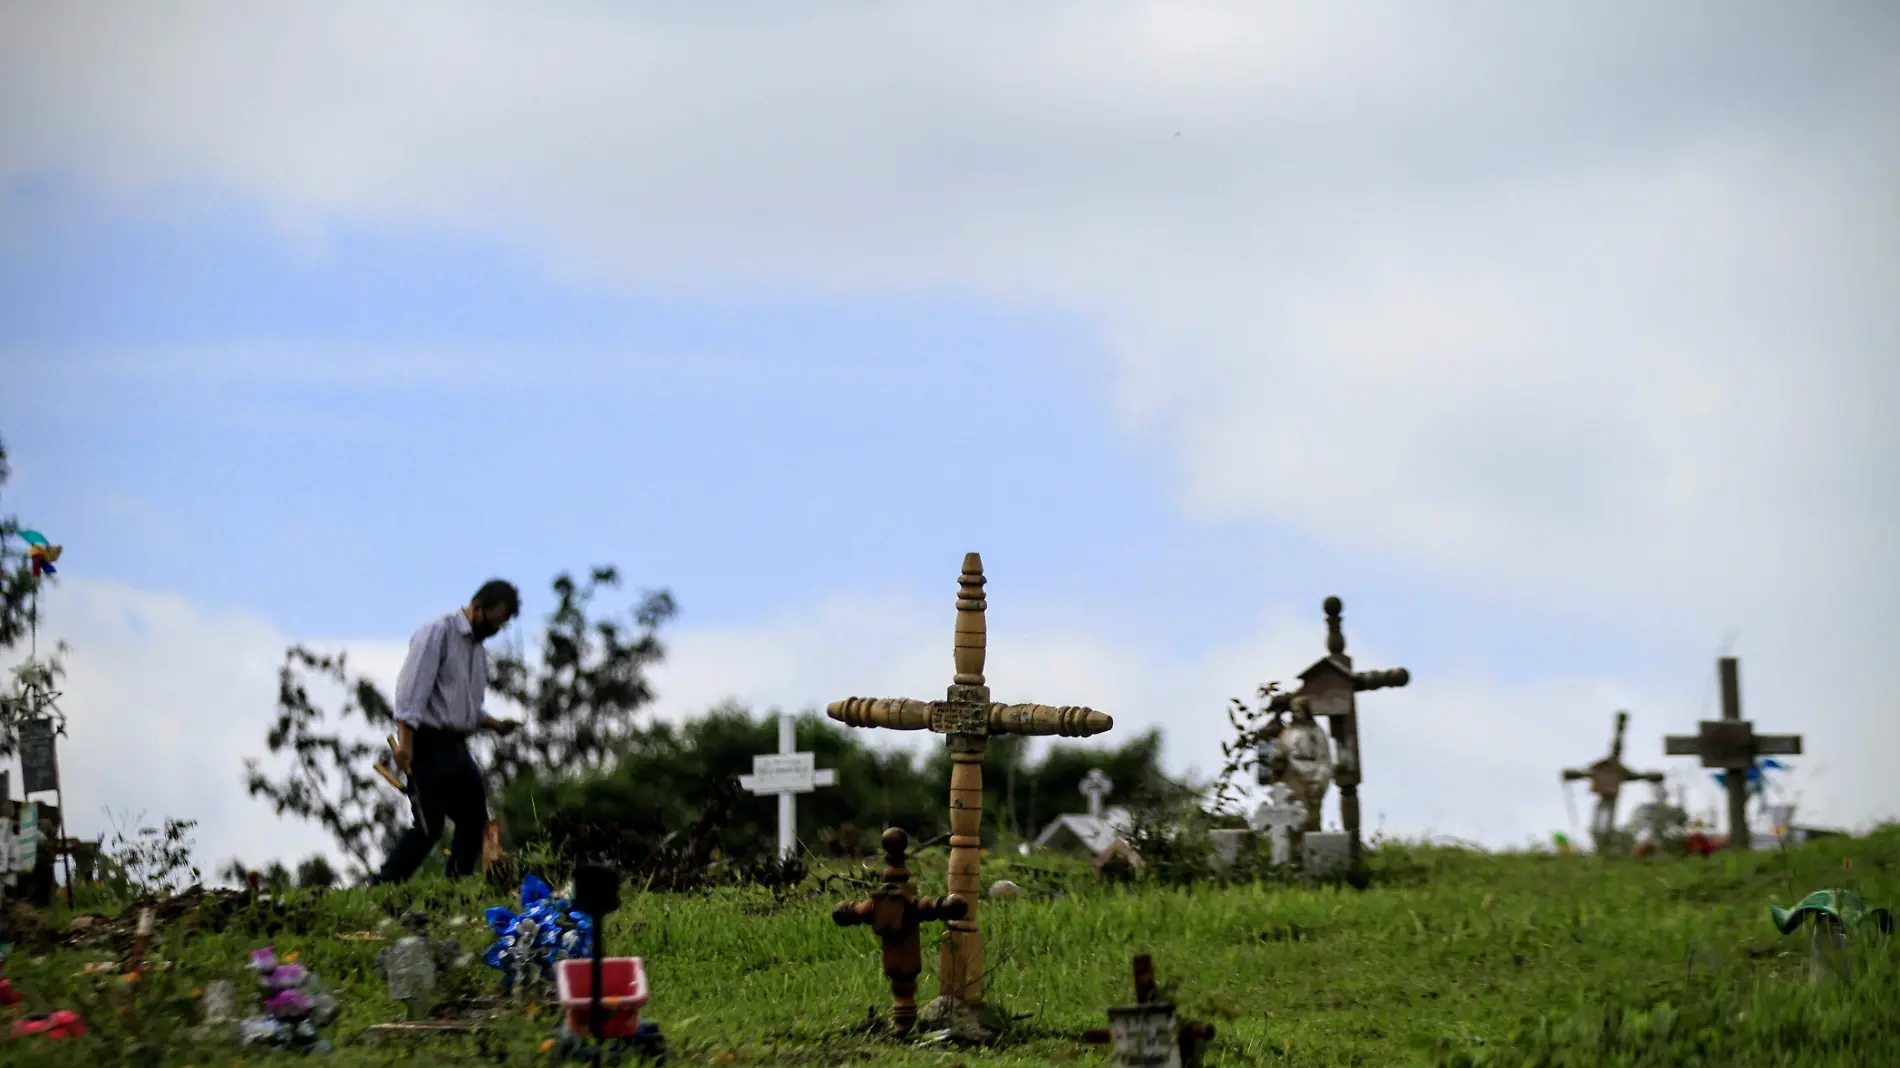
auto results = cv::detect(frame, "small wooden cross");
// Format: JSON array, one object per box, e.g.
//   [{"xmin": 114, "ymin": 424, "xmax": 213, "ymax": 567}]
[
  {"xmin": 1664, "ymin": 657, "xmax": 1801, "ymax": 851},
  {"xmin": 829, "ymin": 552, "xmax": 1114, "ymax": 1014},
  {"xmin": 832, "ymin": 827, "xmax": 969, "ymax": 1036},
  {"xmin": 1079, "ymin": 768, "xmax": 1113, "ymax": 819},
  {"xmin": 1262, "ymin": 597, "xmax": 1408, "ymax": 872},
  {"xmin": 1562, "ymin": 710, "xmax": 1664, "ymax": 853}
]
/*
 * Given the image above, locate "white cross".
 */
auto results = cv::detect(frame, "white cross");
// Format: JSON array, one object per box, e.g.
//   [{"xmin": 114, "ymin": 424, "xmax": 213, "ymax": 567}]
[
  {"xmin": 1079, "ymin": 768, "xmax": 1113, "ymax": 819},
  {"xmin": 738, "ymin": 710, "xmax": 838, "ymax": 858},
  {"xmin": 1249, "ymin": 783, "xmax": 1307, "ymax": 866}
]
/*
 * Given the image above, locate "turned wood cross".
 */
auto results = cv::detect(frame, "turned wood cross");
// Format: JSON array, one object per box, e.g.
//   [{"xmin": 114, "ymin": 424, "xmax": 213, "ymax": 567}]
[
  {"xmin": 829, "ymin": 552, "xmax": 1114, "ymax": 1013},
  {"xmin": 832, "ymin": 827, "xmax": 968, "ymax": 1036},
  {"xmin": 1263, "ymin": 596, "xmax": 1409, "ymax": 872},
  {"xmin": 1562, "ymin": 710, "xmax": 1664, "ymax": 853},
  {"xmin": 1664, "ymin": 657, "xmax": 1801, "ymax": 851}
]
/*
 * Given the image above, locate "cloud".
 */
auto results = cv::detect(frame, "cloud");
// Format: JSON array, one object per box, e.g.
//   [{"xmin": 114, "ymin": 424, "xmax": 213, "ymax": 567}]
[
  {"xmin": 0, "ymin": 7, "xmax": 1892, "ymax": 862},
  {"xmin": 1, "ymin": 3, "xmax": 1891, "ymax": 631},
  {"xmin": 9, "ymin": 578, "xmax": 1882, "ymax": 886}
]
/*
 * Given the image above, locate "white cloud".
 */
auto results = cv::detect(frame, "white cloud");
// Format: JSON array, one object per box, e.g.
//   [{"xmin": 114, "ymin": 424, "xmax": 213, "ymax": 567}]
[
  {"xmin": 7, "ymin": 577, "xmax": 1882, "ymax": 888},
  {"xmin": 0, "ymin": 7, "xmax": 1892, "ymax": 859}
]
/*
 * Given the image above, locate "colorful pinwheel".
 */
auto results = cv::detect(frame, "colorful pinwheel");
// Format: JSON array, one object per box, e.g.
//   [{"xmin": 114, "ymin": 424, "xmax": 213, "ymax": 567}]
[{"xmin": 16, "ymin": 530, "xmax": 60, "ymax": 577}]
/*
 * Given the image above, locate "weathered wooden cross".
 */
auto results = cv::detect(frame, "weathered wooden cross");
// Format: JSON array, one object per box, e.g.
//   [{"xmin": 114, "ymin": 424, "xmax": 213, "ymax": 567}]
[
  {"xmin": 829, "ymin": 552, "xmax": 1114, "ymax": 1019},
  {"xmin": 739, "ymin": 709, "xmax": 838, "ymax": 858},
  {"xmin": 1079, "ymin": 768, "xmax": 1113, "ymax": 820},
  {"xmin": 1262, "ymin": 596, "xmax": 1409, "ymax": 872},
  {"xmin": 1562, "ymin": 710, "xmax": 1664, "ymax": 854},
  {"xmin": 1664, "ymin": 657, "xmax": 1801, "ymax": 851}
]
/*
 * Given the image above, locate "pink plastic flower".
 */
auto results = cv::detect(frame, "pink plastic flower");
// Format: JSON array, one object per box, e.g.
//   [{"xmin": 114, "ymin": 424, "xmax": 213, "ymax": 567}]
[{"xmin": 264, "ymin": 988, "xmax": 313, "ymax": 1017}]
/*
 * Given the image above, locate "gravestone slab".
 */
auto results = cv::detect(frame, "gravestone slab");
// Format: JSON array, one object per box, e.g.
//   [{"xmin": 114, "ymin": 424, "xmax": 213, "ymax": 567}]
[
  {"xmin": 1106, "ymin": 1002, "xmax": 1183, "ymax": 1068},
  {"xmin": 18, "ymin": 720, "xmax": 57, "ymax": 794},
  {"xmin": 1207, "ymin": 829, "xmax": 1254, "ymax": 872},
  {"xmin": 1302, "ymin": 832, "xmax": 1351, "ymax": 878}
]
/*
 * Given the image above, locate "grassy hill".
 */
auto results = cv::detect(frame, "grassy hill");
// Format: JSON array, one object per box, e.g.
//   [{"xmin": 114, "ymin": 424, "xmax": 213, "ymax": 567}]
[{"xmin": 2, "ymin": 826, "xmax": 1895, "ymax": 1067}]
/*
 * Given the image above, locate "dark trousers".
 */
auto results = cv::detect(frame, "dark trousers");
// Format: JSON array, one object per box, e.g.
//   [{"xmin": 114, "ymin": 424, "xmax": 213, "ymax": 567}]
[{"xmin": 373, "ymin": 725, "xmax": 489, "ymax": 884}]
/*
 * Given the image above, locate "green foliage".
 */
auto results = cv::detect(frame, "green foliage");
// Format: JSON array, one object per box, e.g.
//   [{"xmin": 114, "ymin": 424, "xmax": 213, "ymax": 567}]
[
  {"xmin": 0, "ymin": 432, "xmax": 70, "ymax": 759},
  {"xmin": 498, "ymin": 704, "xmax": 1189, "ymax": 865},
  {"xmin": 92, "ymin": 814, "xmax": 203, "ymax": 902}
]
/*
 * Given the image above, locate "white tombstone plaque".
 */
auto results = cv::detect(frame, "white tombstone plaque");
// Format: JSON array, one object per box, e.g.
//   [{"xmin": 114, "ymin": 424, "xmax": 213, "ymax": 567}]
[
  {"xmin": 1249, "ymin": 783, "xmax": 1308, "ymax": 866},
  {"xmin": 738, "ymin": 711, "xmax": 838, "ymax": 858}
]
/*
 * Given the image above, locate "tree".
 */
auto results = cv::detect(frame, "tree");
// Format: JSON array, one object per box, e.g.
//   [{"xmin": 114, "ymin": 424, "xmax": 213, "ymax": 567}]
[
  {"xmin": 243, "ymin": 647, "xmax": 407, "ymax": 878},
  {"xmin": 488, "ymin": 567, "xmax": 676, "ymax": 781},
  {"xmin": 0, "ymin": 432, "xmax": 70, "ymax": 760},
  {"xmin": 244, "ymin": 568, "xmax": 676, "ymax": 878},
  {"xmin": 295, "ymin": 853, "xmax": 338, "ymax": 889}
]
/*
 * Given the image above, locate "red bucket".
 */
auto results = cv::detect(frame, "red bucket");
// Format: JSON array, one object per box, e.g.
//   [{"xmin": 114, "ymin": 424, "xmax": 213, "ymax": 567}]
[{"xmin": 554, "ymin": 957, "xmax": 648, "ymax": 1039}]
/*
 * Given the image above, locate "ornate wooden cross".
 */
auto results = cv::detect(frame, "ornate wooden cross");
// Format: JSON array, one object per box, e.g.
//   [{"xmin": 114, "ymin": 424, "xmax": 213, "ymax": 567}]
[
  {"xmin": 1664, "ymin": 657, "xmax": 1801, "ymax": 851},
  {"xmin": 828, "ymin": 552, "xmax": 1114, "ymax": 1014},
  {"xmin": 1562, "ymin": 710, "xmax": 1664, "ymax": 854},
  {"xmin": 1262, "ymin": 596, "xmax": 1408, "ymax": 872},
  {"xmin": 832, "ymin": 827, "xmax": 968, "ymax": 1036}
]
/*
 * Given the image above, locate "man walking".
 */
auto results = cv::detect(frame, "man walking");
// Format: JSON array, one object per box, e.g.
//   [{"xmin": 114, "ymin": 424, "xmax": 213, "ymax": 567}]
[{"xmin": 371, "ymin": 579, "xmax": 523, "ymax": 885}]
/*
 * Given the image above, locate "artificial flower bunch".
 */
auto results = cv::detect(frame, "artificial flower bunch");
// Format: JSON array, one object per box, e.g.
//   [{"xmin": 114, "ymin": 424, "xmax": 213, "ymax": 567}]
[
  {"xmin": 483, "ymin": 873, "xmax": 595, "ymax": 995},
  {"xmin": 236, "ymin": 947, "xmax": 339, "ymax": 1054}
]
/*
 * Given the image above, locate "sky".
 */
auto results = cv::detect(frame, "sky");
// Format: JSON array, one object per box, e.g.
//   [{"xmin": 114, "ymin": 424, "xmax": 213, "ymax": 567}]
[{"xmin": 0, "ymin": 2, "xmax": 1894, "ymax": 879}]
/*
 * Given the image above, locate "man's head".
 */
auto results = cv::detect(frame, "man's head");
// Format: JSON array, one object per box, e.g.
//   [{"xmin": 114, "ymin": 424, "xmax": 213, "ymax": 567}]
[{"xmin": 467, "ymin": 579, "xmax": 520, "ymax": 641}]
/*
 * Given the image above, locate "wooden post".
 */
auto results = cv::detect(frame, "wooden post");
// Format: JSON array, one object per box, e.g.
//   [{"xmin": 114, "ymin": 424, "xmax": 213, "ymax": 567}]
[
  {"xmin": 832, "ymin": 827, "xmax": 968, "ymax": 1036},
  {"xmin": 828, "ymin": 553, "xmax": 1114, "ymax": 1019},
  {"xmin": 1663, "ymin": 657, "xmax": 1802, "ymax": 851}
]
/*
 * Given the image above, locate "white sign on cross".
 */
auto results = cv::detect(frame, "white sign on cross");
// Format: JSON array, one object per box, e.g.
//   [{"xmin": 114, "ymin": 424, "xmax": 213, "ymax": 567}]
[
  {"xmin": 0, "ymin": 803, "xmax": 42, "ymax": 890},
  {"xmin": 1080, "ymin": 768, "xmax": 1113, "ymax": 819},
  {"xmin": 738, "ymin": 711, "xmax": 838, "ymax": 858},
  {"xmin": 1249, "ymin": 783, "xmax": 1307, "ymax": 866}
]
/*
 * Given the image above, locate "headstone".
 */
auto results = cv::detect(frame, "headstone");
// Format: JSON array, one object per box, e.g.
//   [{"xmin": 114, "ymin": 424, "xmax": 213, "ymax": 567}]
[
  {"xmin": 738, "ymin": 710, "xmax": 838, "ymax": 858},
  {"xmin": 1080, "ymin": 768, "xmax": 1113, "ymax": 819},
  {"xmin": 377, "ymin": 912, "xmax": 460, "ymax": 1019},
  {"xmin": 1302, "ymin": 832, "xmax": 1351, "ymax": 878},
  {"xmin": 18, "ymin": 720, "xmax": 57, "ymax": 794},
  {"xmin": 1249, "ymin": 783, "xmax": 1308, "ymax": 866},
  {"xmin": 1206, "ymin": 829, "xmax": 1255, "ymax": 872},
  {"xmin": 202, "ymin": 979, "xmax": 236, "ymax": 1024},
  {"xmin": 1106, "ymin": 1003, "xmax": 1183, "ymax": 1068}
]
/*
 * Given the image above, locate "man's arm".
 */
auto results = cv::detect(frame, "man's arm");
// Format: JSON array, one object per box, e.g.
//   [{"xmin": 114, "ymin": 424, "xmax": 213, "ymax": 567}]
[{"xmin": 392, "ymin": 619, "xmax": 448, "ymax": 728}]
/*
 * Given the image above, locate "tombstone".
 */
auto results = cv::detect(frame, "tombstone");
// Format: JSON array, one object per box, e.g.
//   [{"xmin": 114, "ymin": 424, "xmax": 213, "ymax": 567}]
[
  {"xmin": 1302, "ymin": 832, "xmax": 1352, "ymax": 878},
  {"xmin": 1252, "ymin": 598, "xmax": 1409, "ymax": 873},
  {"xmin": 737, "ymin": 710, "xmax": 838, "ymax": 858},
  {"xmin": 376, "ymin": 912, "xmax": 464, "ymax": 1019},
  {"xmin": 1663, "ymin": 657, "xmax": 1801, "ymax": 851},
  {"xmin": 1249, "ymin": 783, "xmax": 1308, "ymax": 867},
  {"xmin": 202, "ymin": 979, "xmax": 237, "ymax": 1025},
  {"xmin": 1206, "ymin": 829, "xmax": 1255, "ymax": 873},
  {"xmin": 18, "ymin": 718, "xmax": 58, "ymax": 795},
  {"xmin": 1031, "ymin": 769, "xmax": 1133, "ymax": 856},
  {"xmin": 1081, "ymin": 954, "xmax": 1214, "ymax": 1068}
]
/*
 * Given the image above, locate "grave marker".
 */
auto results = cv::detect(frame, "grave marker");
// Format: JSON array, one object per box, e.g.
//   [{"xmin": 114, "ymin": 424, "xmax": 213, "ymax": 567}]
[
  {"xmin": 1249, "ymin": 783, "xmax": 1308, "ymax": 867},
  {"xmin": 1257, "ymin": 597, "xmax": 1409, "ymax": 874},
  {"xmin": 1664, "ymin": 658, "xmax": 1801, "ymax": 851},
  {"xmin": 831, "ymin": 827, "xmax": 968, "ymax": 1036},
  {"xmin": 828, "ymin": 552, "xmax": 1114, "ymax": 1024},
  {"xmin": 738, "ymin": 710, "xmax": 838, "ymax": 858},
  {"xmin": 1080, "ymin": 768, "xmax": 1113, "ymax": 819},
  {"xmin": 1562, "ymin": 711, "xmax": 1665, "ymax": 855}
]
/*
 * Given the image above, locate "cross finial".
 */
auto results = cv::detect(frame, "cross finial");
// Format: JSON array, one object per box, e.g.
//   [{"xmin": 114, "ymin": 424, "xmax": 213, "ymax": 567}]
[
  {"xmin": 1324, "ymin": 596, "xmax": 1346, "ymax": 657},
  {"xmin": 1079, "ymin": 767, "xmax": 1113, "ymax": 819},
  {"xmin": 954, "ymin": 553, "xmax": 987, "ymax": 687}
]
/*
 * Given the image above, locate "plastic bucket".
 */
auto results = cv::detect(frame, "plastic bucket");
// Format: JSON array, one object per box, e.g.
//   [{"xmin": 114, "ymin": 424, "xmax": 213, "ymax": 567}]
[{"xmin": 554, "ymin": 957, "xmax": 648, "ymax": 1039}]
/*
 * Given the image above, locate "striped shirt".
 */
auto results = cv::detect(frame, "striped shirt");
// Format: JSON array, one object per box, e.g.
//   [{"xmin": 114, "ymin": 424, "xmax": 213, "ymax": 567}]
[{"xmin": 392, "ymin": 610, "xmax": 489, "ymax": 733}]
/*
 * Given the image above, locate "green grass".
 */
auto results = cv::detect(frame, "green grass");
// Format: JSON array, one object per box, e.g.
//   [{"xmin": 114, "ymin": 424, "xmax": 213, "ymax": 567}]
[{"xmin": 3, "ymin": 828, "xmax": 1897, "ymax": 1067}]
